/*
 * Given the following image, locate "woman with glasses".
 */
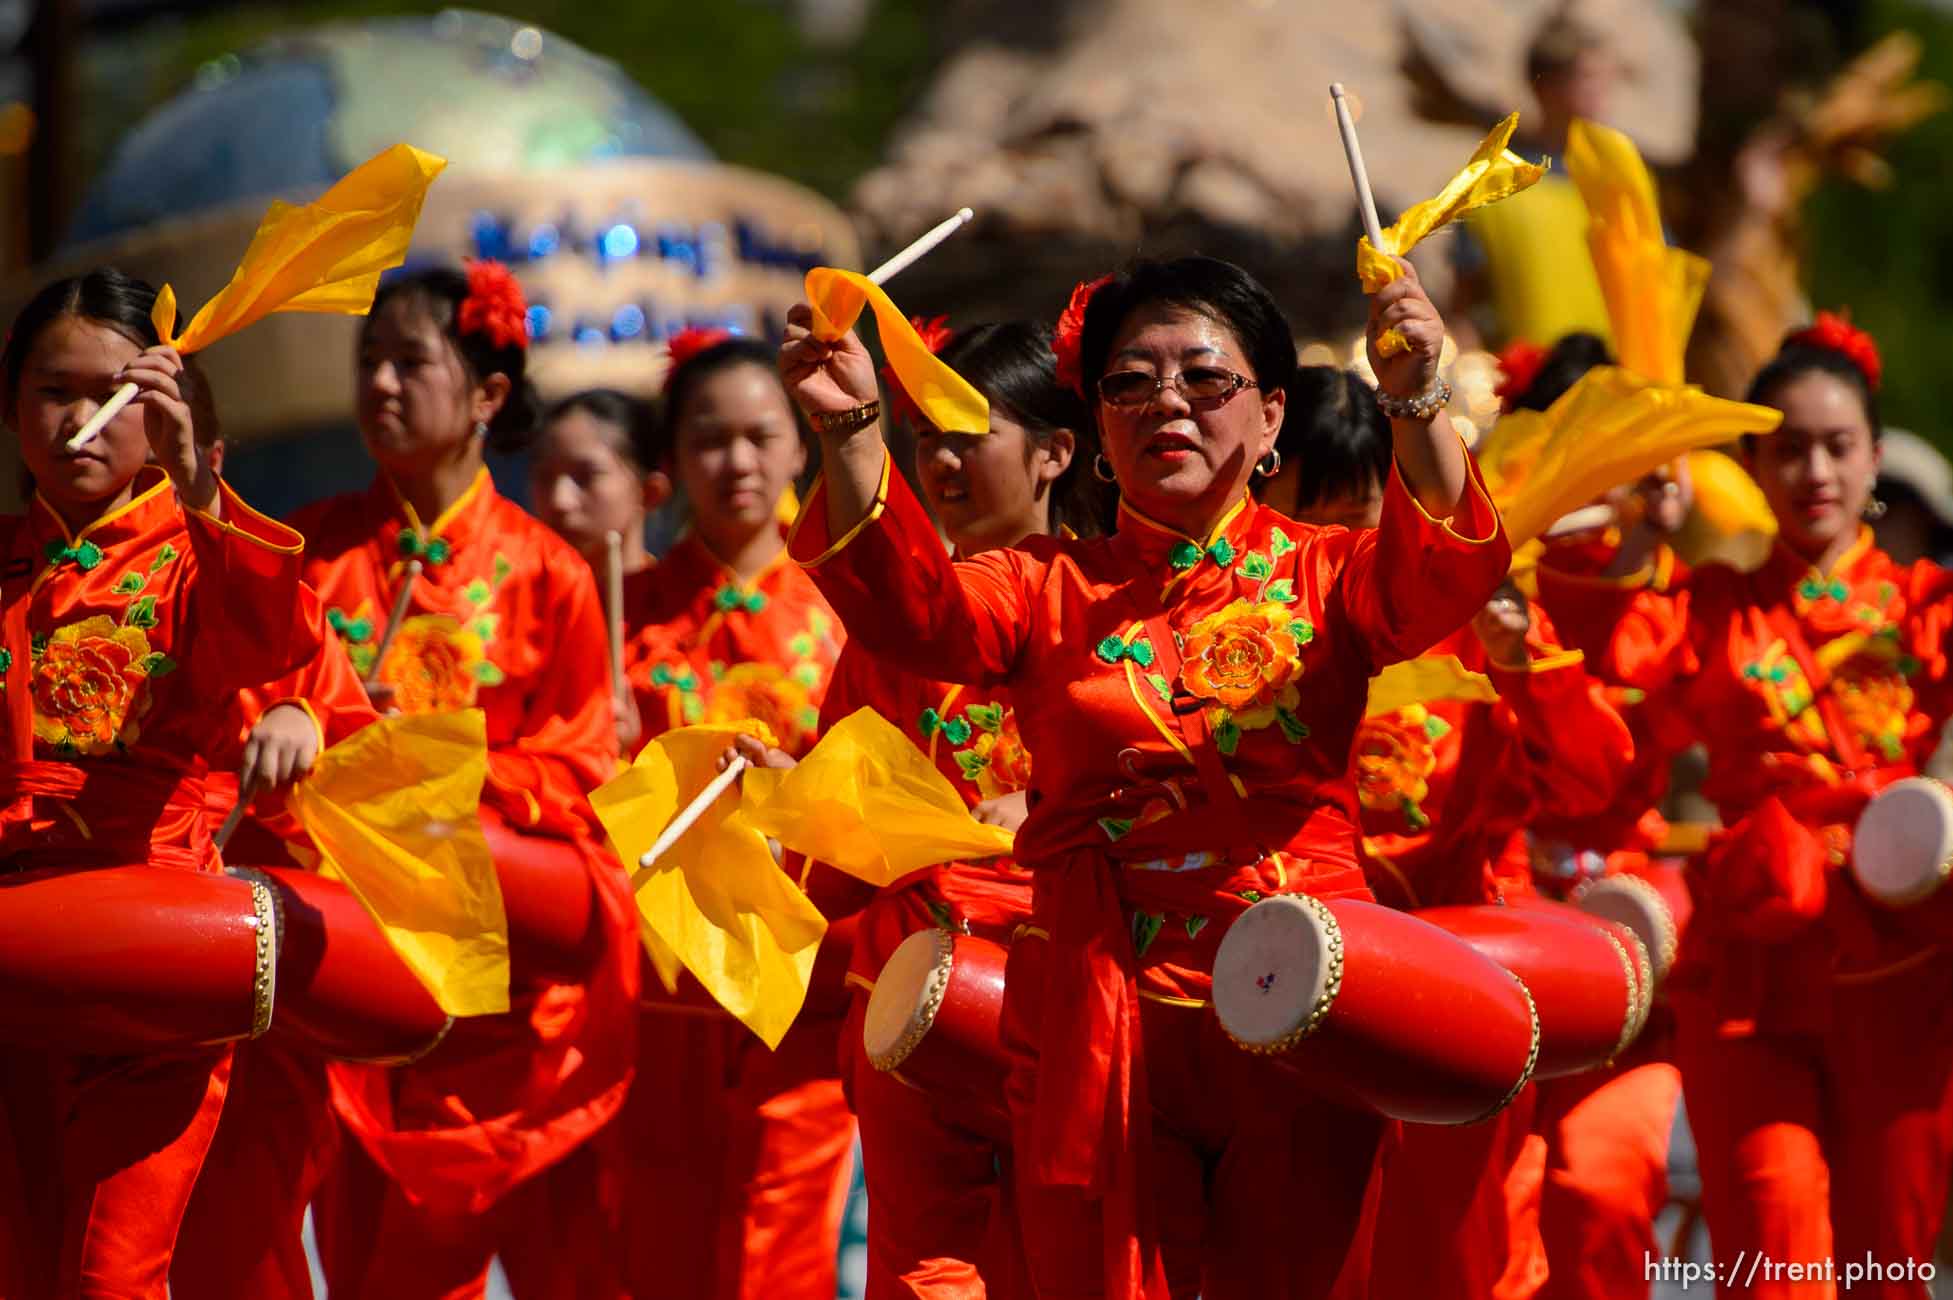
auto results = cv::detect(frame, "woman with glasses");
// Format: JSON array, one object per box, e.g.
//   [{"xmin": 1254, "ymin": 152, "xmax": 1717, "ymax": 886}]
[{"xmin": 778, "ymin": 254, "xmax": 1512, "ymax": 1298}]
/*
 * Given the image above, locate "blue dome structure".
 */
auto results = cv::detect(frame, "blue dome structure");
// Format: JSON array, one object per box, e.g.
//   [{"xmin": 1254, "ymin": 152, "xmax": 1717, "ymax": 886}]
[{"xmin": 64, "ymin": 8, "xmax": 714, "ymax": 249}]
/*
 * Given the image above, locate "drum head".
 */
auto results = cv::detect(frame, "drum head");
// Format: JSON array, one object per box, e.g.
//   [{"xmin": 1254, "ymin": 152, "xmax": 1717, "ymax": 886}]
[
  {"xmin": 1213, "ymin": 895, "xmax": 1341, "ymax": 1053},
  {"xmin": 1578, "ymin": 876, "xmax": 1677, "ymax": 982},
  {"xmin": 864, "ymin": 928, "xmax": 954, "ymax": 1071},
  {"xmin": 1854, "ymin": 778, "xmax": 1953, "ymax": 906}
]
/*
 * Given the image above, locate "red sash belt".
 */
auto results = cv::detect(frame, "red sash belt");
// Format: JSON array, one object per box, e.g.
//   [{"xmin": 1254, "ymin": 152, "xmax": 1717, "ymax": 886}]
[{"xmin": 0, "ymin": 759, "xmax": 210, "ymax": 873}]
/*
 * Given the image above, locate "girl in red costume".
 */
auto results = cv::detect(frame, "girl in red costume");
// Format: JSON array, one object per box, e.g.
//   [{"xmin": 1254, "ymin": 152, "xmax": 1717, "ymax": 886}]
[
  {"xmin": 1538, "ymin": 317, "xmax": 1953, "ymax": 1299},
  {"xmin": 780, "ymin": 254, "xmax": 1511, "ymax": 1299},
  {"xmin": 607, "ymin": 328, "xmax": 852, "ymax": 1300},
  {"xmin": 293, "ymin": 262, "xmax": 636, "ymax": 1300},
  {"xmin": 804, "ymin": 317, "xmax": 1101, "ymax": 1299},
  {"xmin": 0, "ymin": 268, "xmax": 325, "ymax": 1298}
]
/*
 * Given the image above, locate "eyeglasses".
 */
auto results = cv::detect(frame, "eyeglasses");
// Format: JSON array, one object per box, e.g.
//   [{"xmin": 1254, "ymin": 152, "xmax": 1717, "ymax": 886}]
[{"xmin": 1096, "ymin": 366, "xmax": 1259, "ymax": 408}]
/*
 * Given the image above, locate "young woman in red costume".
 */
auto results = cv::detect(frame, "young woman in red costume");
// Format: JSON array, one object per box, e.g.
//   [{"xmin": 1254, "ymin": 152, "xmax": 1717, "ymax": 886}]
[
  {"xmin": 1538, "ymin": 317, "xmax": 1953, "ymax": 1299},
  {"xmin": 0, "ymin": 268, "xmax": 326, "ymax": 1298},
  {"xmin": 1258, "ymin": 366, "xmax": 1634, "ymax": 1300},
  {"xmin": 290, "ymin": 262, "xmax": 636, "ymax": 1300},
  {"xmin": 605, "ymin": 328, "xmax": 853, "ymax": 1300},
  {"xmin": 780, "ymin": 254, "xmax": 1512, "ymax": 1299},
  {"xmin": 791, "ymin": 316, "xmax": 1100, "ymax": 1299}
]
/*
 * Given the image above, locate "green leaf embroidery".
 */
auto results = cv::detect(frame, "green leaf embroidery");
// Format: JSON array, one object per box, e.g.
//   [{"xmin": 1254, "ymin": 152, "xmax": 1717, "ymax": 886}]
[
  {"xmin": 148, "ymin": 543, "xmax": 178, "ymax": 574},
  {"xmin": 965, "ymin": 702, "xmax": 1005, "ymax": 734},
  {"xmin": 941, "ymin": 717, "xmax": 973, "ymax": 745},
  {"xmin": 30, "ymin": 633, "xmax": 48, "ymax": 656},
  {"xmin": 1402, "ymin": 798, "xmax": 1431, "ymax": 832},
  {"xmin": 1214, "ymin": 716, "xmax": 1243, "ymax": 756},
  {"xmin": 1288, "ymin": 619, "xmax": 1315, "ymax": 645},
  {"xmin": 708, "ymin": 660, "xmax": 727, "ymax": 682},
  {"xmin": 123, "ymin": 596, "xmax": 159, "ymax": 629},
  {"xmin": 1274, "ymin": 707, "xmax": 1310, "ymax": 743},
  {"xmin": 1098, "ymin": 817, "xmax": 1134, "ymax": 842},
  {"xmin": 493, "ymin": 553, "xmax": 514, "ymax": 584},
  {"xmin": 789, "ymin": 634, "xmax": 815, "ymax": 658},
  {"xmin": 1131, "ymin": 911, "xmax": 1165, "ymax": 957},
  {"xmin": 1238, "ymin": 889, "xmax": 1263, "ymax": 904},
  {"xmin": 138, "ymin": 652, "xmax": 177, "ymax": 678},
  {"xmin": 1237, "ymin": 551, "xmax": 1273, "ymax": 582},
  {"xmin": 472, "ymin": 660, "xmax": 506, "ymax": 687},
  {"xmin": 349, "ymin": 646, "xmax": 376, "ymax": 677},
  {"xmin": 112, "ymin": 572, "xmax": 146, "ymax": 595},
  {"xmin": 796, "ymin": 706, "xmax": 820, "ymax": 734},
  {"xmin": 1264, "ymin": 578, "xmax": 1297, "ymax": 605},
  {"xmin": 463, "ymin": 579, "xmax": 492, "ymax": 605},
  {"xmin": 1145, "ymin": 672, "xmax": 1173, "ymax": 702},
  {"xmin": 927, "ymin": 900, "xmax": 958, "ymax": 932},
  {"xmin": 955, "ymin": 750, "xmax": 990, "ymax": 782},
  {"xmin": 470, "ymin": 618, "xmax": 498, "ymax": 642},
  {"xmin": 681, "ymin": 695, "xmax": 705, "ymax": 724},
  {"xmin": 1423, "ymin": 715, "xmax": 1452, "ymax": 741},
  {"xmin": 1269, "ymin": 527, "xmax": 1296, "ymax": 557},
  {"xmin": 0, "ymin": 649, "xmax": 11, "ymax": 674},
  {"xmin": 792, "ymin": 662, "xmax": 823, "ymax": 690},
  {"xmin": 1185, "ymin": 914, "xmax": 1210, "ymax": 939}
]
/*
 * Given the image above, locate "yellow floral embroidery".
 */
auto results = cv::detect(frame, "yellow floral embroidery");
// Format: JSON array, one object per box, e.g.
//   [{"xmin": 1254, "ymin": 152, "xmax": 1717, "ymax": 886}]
[
  {"xmin": 378, "ymin": 615, "xmax": 489, "ymax": 714},
  {"xmin": 31, "ymin": 616, "xmax": 160, "ymax": 756},
  {"xmin": 1352, "ymin": 704, "xmax": 1448, "ymax": 832},
  {"xmin": 1178, "ymin": 599, "xmax": 1312, "ymax": 754},
  {"xmin": 703, "ymin": 663, "xmax": 819, "ymax": 756}
]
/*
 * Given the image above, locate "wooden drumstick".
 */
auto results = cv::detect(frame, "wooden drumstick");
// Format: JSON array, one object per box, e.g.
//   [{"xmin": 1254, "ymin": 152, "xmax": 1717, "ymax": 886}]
[
  {"xmin": 604, "ymin": 530, "xmax": 627, "ymax": 705},
  {"xmin": 362, "ymin": 559, "xmax": 423, "ymax": 690},
  {"xmin": 64, "ymin": 382, "xmax": 139, "ymax": 452},
  {"xmin": 1330, "ymin": 84, "xmax": 1386, "ymax": 252},
  {"xmin": 867, "ymin": 208, "xmax": 974, "ymax": 287},
  {"xmin": 635, "ymin": 755, "xmax": 750, "ymax": 875},
  {"xmin": 214, "ymin": 772, "xmax": 261, "ymax": 852}
]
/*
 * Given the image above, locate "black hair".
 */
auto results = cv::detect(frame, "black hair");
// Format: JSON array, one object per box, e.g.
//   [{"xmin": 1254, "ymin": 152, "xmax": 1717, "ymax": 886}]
[
  {"xmin": 1745, "ymin": 333, "xmax": 1882, "ymax": 439},
  {"xmin": 1510, "ymin": 332, "xmax": 1613, "ymax": 413},
  {"xmin": 934, "ymin": 320, "xmax": 1107, "ymax": 538},
  {"xmin": 1527, "ymin": 13, "xmax": 1606, "ymax": 86},
  {"xmin": 1270, "ymin": 366, "xmax": 1393, "ymax": 512},
  {"xmin": 544, "ymin": 387, "xmax": 662, "ymax": 471},
  {"xmin": 3, "ymin": 267, "xmax": 171, "ymax": 409},
  {"xmin": 661, "ymin": 337, "xmax": 794, "ymax": 466},
  {"xmin": 365, "ymin": 267, "xmax": 540, "ymax": 452},
  {"xmin": 1077, "ymin": 256, "xmax": 1298, "ymax": 409}
]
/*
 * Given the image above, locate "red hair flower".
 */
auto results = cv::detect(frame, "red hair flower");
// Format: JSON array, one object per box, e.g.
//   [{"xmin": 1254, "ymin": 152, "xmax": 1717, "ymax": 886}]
[
  {"xmin": 665, "ymin": 326, "xmax": 734, "ymax": 373},
  {"xmin": 1053, "ymin": 274, "xmax": 1112, "ymax": 398},
  {"xmin": 456, "ymin": 259, "xmax": 529, "ymax": 352},
  {"xmin": 882, "ymin": 314, "xmax": 954, "ymax": 429},
  {"xmin": 1789, "ymin": 310, "xmax": 1882, "ymax": 392},
  {"xmin": 1493, "ymin": 339, "xmax": 1549, "ymax": 413}
]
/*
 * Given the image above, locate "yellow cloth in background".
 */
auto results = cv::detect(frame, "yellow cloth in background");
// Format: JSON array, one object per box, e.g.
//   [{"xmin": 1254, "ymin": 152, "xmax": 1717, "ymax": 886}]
[
  {"xmin": 1467, "ymin": 176, "xmax": 1613, "ymax": 349},
  {"xmin": 804, "ymin": 268, "xmax": 988, "ymax": 435},
  {"xmin": 151, "ymin": 143, "xmax": 446, "ymax": 352},
  {"xmin": 1477, "ymin": 367, "xmax": 1783, "ymax": 548},
  {"xmin": 288, "ymin": 709, "xmax": 509, "ymax": 1018},
  {"xmin": 742, "ymin": 707, "xmax": 1016, "ymax": 887},
  {"xmin": 1366, "ymin": 655, "xmax": 1501, "ymax": 718},
  {"xmin": 591, "ymin": 723, "xmax": 824, "ymax": 1049},
  {"xmin": 1357, "ymin": 113, "xmax": 1548, "ymax": 355},
  {"xmin": 1564, "ymin": 119, "xmax": 1708, "ymax": 386}
]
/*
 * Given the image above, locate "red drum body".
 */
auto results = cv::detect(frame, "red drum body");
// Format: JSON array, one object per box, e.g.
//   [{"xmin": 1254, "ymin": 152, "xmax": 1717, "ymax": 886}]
[
  {"xmin": 1850, "ymin": 778, "xmax": 1953, "ymax": 945},
  {"xmin": 1575, "ymin": 860, "xmax": 1693, "ymax": 984},
  {"xmin": 1213, "ymin": 896, "xmax": 1539, "ymax": 1126},
  {"xmin": 479, "ymin": 815, "xmax": 605, "ymax": 984},
  {"xmin": 863, "ymin": 929, "xmax": 1010, "ymax": 1138},
  {"xmin": 234, "ymin": 867, "xmax": 451, "ymax": 1064},
  {"xmin": 1419, "ymin": 903, "xmax": 1649, "ymax": 1080},
  {"xmin": 0, "ymin": 865, "xmax": 275, "ymax": 1053}
]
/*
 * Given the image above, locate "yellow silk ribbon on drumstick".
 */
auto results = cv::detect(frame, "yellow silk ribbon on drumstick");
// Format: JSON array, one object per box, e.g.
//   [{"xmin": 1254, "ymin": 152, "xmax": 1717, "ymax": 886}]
[
  {"xmin": 1563, "ymin": 118, "xmax": 1707, "ymax": 387},
  {"xmin": 1672, "ymin": 448, "xmax": 1778, "ymax": 571},
  {"xmin": 149, "ymin": 143, "xmax": 447, "ymax": 352},
  {"xmin": 287, "ymin": 709, "xmax": 510, "ymax": 1018},
  {"xmin": 1365, "ymin": 655, "xmax": 1500, "ymax": 718},
  {"xmin": 591, "ymin": 722, "xmax": 825, "ymax": 1050},
  {"xmin": 804, "ymin": 268, "xmax": 989, "ymax": 435},
  {"xmin": 1475, "ymin": 367, "xmax": 1782, "ymax": 549},
  {"xmin": 1356, "ymin": 113, "xmax": 1548, "ymax": 355},
  {"xmin": 740, "ymin": 707, "xmax": 1017, "ymax": 887}
]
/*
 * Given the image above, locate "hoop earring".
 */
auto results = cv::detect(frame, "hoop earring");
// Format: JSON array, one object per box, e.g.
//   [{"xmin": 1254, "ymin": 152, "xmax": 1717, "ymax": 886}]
[
  {"xmin": 1864, "ymin": 495, "xmax": 1888, "ymax": 521},
  {"xmin": 1093, "ymin": 454, "xmax": 1118, "ymax": 484},
  {"xmin": 1254, "ymin": 448, "xmax": 1282, "ymax": 479}
]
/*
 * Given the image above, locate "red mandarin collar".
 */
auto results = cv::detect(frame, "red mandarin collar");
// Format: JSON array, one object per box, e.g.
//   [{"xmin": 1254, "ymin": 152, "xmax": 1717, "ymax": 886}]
[
  {"xmin": 1111, "ymin": 493, "xmax": 1257, "ymax": 600},
  {"xmin": 369, "ymin": 467, "xmax": 496, "ymax": 569},
  {"xmin": 28, "ymin": 467, "xmax": 180, "ymax": 565}
]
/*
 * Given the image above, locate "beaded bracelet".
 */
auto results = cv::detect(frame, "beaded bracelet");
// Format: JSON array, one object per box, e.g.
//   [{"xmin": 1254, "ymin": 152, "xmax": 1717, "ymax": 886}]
[{"xmin": 1375, "ymin": 377, "xmax": 1452, "ymax": 422}]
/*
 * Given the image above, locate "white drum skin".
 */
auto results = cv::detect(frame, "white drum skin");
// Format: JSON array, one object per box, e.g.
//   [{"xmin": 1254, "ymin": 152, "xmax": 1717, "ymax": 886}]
[{"xmin": 1852, "ymin": 777, "xmax": 1953, "ymax": 908}]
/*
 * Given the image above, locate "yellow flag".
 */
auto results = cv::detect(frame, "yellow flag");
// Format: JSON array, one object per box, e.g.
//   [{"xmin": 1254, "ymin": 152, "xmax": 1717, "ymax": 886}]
[
  {"xmin": 805, "ymin": 268, "xmax": 988, "ymax": 435},
  {"xmin": 1672, "ymin": 448, "xmax": 1778, "ymax": 572},
  {"xmin": 1564, "ymin": 119, "xmax": 1708, "ymax": 386},
  {"xmin": 152, "ymin": 143, "xmax": 447, "ymax": 354},
  {"xmin": 741, "ymin": 707, "xmax": 1016, "ymax": 887},
  {"xmin": 1475, "ymin": 367, "xmax": 1782, "ymax": 548},
  {"xmin": 1357, "ymin": 113, "xmax": 1548, "ymax": 355},
  {"xmin": 1366, "ymin": 655, "xmax": 1500, "ymax": 718},
  {"xmin": 287, "ymin": 710, "xmax": 510, "ymax": 1018},
  {"xmin": 591, "ymin": 724, "xmax": 825, "ymax": 1049}
]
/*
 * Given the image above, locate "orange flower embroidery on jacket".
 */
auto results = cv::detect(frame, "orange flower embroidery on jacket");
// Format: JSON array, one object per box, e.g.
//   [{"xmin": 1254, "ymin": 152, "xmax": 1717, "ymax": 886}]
[
  {"xmin": 1178, "ymin": 599, "xmax": 1312, "ymax": 754},
  {"xmin": 1352, "ymin": 705, "xmax": 1449, "ymax": 832},
  {"xmin": 378, "ymin": 614, "xmax": 488, "ymax": 714},
  {"xmin": 1831, "ymin": 660, "xmax": 1914, "ymax": 763},
  {"xmin": 31, "ymin": 616, "xmax": 162, "ymax": 756},
  {"xmin": 703, "ymin": 663, "xmax": 819, "ymax": 756},
  {"xmin": 960, "ymin": 707, "xmax": 1033, "ymax": 801}
]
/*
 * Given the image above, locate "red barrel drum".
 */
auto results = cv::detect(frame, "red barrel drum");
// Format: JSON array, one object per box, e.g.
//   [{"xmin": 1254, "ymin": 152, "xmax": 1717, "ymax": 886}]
[{"xmin": 863, "ymin": 928, "xmax": 1010, "ymax": 1138}]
